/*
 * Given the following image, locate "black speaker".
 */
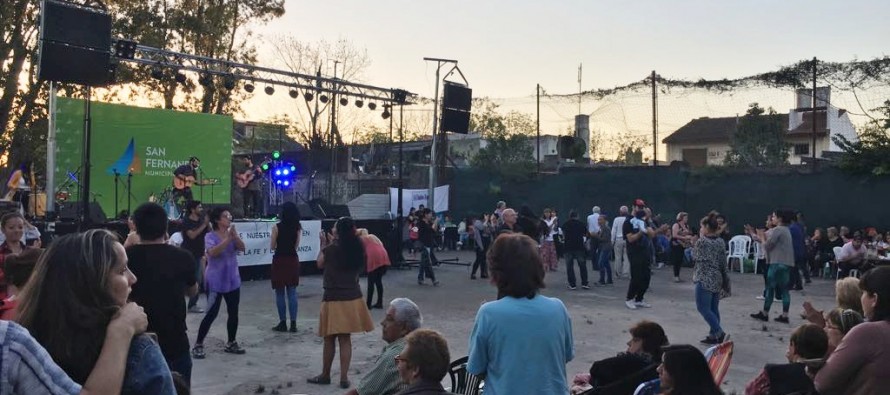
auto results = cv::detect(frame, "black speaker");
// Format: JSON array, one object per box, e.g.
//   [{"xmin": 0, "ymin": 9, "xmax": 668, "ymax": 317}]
[
  {"xmin": 297, "ymin": 203, "xmax": 317, "ymax": 219},
  {"xmin": 443, "ymin": 82, "xmax": 472, "ymax": 111},
  {"xmin": 326, "ymin": 205, "xmax": 351, "ymax": 219},
  {"xmin": 441, "ymin": 108, "xmax": 471, "ymax": 134},
  {"xmin": 38, "ymin": 0, "xmax": 114, "ymax": 86},
  {"xmin": 59, "ymin": 202, "xmax": 107, "ymax": 224}
]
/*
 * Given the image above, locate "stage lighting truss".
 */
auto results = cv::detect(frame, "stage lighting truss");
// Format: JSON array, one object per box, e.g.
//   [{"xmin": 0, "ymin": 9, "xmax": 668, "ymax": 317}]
[
  {"xmin": 271, "ymin": 160, "xmax": 297, "ymax": 189},
  {"xmin": 114, "ymin": 39, "xmax": 416, "ymax": 107}
]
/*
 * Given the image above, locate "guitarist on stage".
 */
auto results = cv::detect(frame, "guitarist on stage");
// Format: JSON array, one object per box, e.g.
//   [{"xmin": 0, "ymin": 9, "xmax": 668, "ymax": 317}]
[
  {"xmin": 236, "ymin": 155, "xmax": 263, "ymax": 218},
  {"xmin": 172, "ymin": 156, "xmax": 202, "ymax": 203}
]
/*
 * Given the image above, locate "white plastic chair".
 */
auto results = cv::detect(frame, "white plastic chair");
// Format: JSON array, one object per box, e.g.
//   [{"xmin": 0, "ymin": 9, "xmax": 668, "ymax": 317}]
[
  {"xmin": 727, "ymin": 235, "xmax": 752, "ymax": 273},
  {"xmin": 752, "ymin": 241, "xmax": 764, "ymax": 274}
]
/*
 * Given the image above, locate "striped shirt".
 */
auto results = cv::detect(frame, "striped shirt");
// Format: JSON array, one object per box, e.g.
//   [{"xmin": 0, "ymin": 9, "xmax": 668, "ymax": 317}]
[
  {"xmin": 356, "ymin": 336, "xmax": 408, "ymax": 395},
  {"xmin": 0, "ymin": 320, "xmax": 81, "ymax": 394}
]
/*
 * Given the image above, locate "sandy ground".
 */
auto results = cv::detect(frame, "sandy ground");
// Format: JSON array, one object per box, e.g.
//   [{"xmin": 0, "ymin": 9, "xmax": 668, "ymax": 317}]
[{"xmin": 188, "ymin": 250, "xmax": 837, "ymax": 395}]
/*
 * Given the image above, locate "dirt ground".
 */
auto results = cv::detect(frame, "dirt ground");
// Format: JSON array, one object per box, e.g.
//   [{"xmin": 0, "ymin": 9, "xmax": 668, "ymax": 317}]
[{"xmin": 188, "ymin": 250, "xmax": 837, "ymax": 395}]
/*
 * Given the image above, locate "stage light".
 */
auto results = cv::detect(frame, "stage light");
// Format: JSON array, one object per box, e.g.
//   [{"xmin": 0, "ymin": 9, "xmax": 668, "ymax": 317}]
[
  {"xmin": 265, "ymin": 86, "xmax": 275, "ymax": 95},
  {"xmin": 340, "ymin": 97, "xmax": 349, "ymax": 106},
  {"xmin": 283, "ymin": 180, "xmax": 290, "ymax": 187},
  {"xmin": 289, "ymin": 89, "xmax": 299, "ymax": 99},
  {"xmin": 272, "ymin": 151, "xmax": 281, "ymax": 159},
  {"xmin": 368, "ymin": 102, "xmax": 377, "ymax": 110},
  {"xmin": 223, "ymin": 75, "xmax": 236, "ymax": 90},
  {"xmin": 275, "ymin": 169, "xmax": 281, "ymax": 176},
  {"xmin": 114, "ymin": 39, "xmax": 137, "ymax": 59},
  {"xmin": 319, "ymin": 95, "xmax": 329, "ymax": 103},
  {"xmin": 282, "ymin": 169, "xmax": 290, "ymax": 176},
  {"xmin": 382, "ymin": 108, "xmax": 391, "ymax": 119},
  {"xmin": 150, "ymin": 66, "xmax": 164, "ymax": 80},
  {"xmin": 290, "ymin": 165, "xmax": 296, "ymax": 171},
  {"xmin": 355, "ymin": 99, "xmax": 364, "ymax": 108},
  {"xmin": 276, "ymin": 180, "xmax": 282, "ymax": 185},
  {"xmin": 261, "ymin": 163, "xmax": 269, "ymax": 170},
  {"xmin": 175, "ymin": 71, "xmax": 187, "ymax": 84},
  {"xmin": 244, "ymin": 83, "xmax": 255, "ymax": 93},
  {"xmin": 199, "ymin": 73, "xmax": 213, "ymax": 87},
  {"xmin": 304, "ymin": 92, "xmax": 314, "ymax": 101}
]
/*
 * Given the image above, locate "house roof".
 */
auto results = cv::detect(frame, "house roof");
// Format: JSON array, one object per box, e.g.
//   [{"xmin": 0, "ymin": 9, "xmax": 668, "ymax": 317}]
[
  {"xmin": 787, "ymin": 110, "xmax": 828, "ymax": 137},
  {"xmin": 662, "ymin": 113, "xmax": 791, "ymax": 144}
]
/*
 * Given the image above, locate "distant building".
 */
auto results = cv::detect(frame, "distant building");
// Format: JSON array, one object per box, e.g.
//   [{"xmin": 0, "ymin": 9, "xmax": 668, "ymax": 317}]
[{"xmin": 662, "ymin": 87, "xmax": 857, "ymax": 167}]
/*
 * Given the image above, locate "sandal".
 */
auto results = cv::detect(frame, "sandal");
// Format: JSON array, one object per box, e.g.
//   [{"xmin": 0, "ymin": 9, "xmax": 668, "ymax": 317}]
[{"xmin": 307, "ymin": 375, "xmax": 331, "ymax": 385}]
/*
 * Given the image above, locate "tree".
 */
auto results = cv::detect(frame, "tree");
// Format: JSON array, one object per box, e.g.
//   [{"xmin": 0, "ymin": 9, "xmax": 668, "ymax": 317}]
[
  {"xmin": 468, "ymin": 100, "xmax": 536, "ymax": 179},
  {"xmin": 833, "ymin": 99, "xmax": 890, "ymax": 175},
  {"xmin": 612, "ymin": 131, "xmax": 648, "ymax": 165},
  {"xmin": 724, "ymin": 103, "xmax": 790, "ymax": 167},
  {"xmin": 269, "ymin": 37, "xmax": 371, "ymax": 149},
  {"xmin": 469, "ymin": 98, "xmax": 536, "ymax": 137}
]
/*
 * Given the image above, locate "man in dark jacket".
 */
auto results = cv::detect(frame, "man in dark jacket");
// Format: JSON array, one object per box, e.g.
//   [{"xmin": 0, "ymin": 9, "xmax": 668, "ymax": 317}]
[{"xmin": 562, "ymin": 211, "xmax": 589, "ymax": 290}]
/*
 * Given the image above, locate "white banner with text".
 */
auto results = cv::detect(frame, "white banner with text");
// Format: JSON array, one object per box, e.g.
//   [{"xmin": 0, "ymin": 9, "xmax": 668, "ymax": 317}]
[
  {"xmin": 233, "ymin": 220, "xmax": 321, "ymax": 266},
  {"xmin": 389, "ymin": 185, "xmax": 450, "ymax": 216}
]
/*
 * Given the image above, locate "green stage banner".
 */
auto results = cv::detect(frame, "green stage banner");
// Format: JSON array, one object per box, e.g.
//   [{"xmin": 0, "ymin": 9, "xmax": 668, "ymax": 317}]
[{"xmin": 54, "ymin": 98, "xmax": 233, "ymax": 218}]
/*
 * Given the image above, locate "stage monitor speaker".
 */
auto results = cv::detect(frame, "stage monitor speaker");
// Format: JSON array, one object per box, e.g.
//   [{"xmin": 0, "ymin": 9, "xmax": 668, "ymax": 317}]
[
  {"xmin": 38, "ymin": 0, "xmax": 114, "ymax": 86},
  {"xmin": 59, "ymin": 202, "xmax": 107, "ymax": 224},
  {"xmin": 326, "ymin": 204, "xmax": 351, "ymax": 219},
  {"xmin": 443, "ymin": 82, "xmax": 472, "ymax": 111},
  {"xmin": 441, "ymin": 108, "xmax": 471, "ymax": 134}
]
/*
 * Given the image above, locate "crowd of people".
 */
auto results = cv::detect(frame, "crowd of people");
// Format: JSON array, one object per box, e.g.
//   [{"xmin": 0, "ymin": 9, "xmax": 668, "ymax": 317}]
[{"xmin": 0, "ymin": 193, "xmax": 888, "ymax": 395}]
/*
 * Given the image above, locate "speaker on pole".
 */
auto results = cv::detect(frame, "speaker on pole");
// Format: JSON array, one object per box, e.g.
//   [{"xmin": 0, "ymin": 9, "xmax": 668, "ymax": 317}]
[
  {"xmin": 441, "ymin": 82, "xmax": 472, "ymax": 134},
  {"xmin": 38, "ymin": 0, "xmax": 114, "ymax": 86}
]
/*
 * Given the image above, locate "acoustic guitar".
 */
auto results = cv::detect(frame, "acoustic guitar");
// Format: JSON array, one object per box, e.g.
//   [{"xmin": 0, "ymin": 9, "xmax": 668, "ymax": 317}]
[
  {"xmin": 235, "ymin": 167, "xmax": 261, "ymax": 189},
  {"xmin": 172, "ymin": 175, "xmax": 219, "ymax": 190}
]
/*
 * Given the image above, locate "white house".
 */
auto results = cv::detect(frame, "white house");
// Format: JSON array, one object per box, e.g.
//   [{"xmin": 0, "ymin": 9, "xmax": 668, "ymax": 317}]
[{"xmin": 662, "ymin": 87, "xmax": 858, "ymax": 167}]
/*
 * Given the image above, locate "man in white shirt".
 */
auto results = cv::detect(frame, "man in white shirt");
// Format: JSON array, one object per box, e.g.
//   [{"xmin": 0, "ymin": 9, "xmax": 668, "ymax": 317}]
[
  {"xmin": 587, "ymin": 206, "xmax": 601, "ymax": 270},
  {"xmin": 836, "ymin": 235, "xmax": 867, "ymax": 278},
  {"xmin": 611, "ymin": 205, "xmax": 630, "ymax": 278}
]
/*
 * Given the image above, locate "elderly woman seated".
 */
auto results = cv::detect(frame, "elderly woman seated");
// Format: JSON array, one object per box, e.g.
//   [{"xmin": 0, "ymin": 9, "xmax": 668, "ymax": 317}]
[
  {"xmin": 395, "ymin": 329, "xmax": 454, "ymax": 395},
  {"xmin": 802, "ymin": 277, "xmax": 862, "ymax": 327}
]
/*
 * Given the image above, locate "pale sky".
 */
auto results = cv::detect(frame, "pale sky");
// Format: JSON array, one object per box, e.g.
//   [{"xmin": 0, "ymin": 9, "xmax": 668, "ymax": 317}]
[{"xmin": 239, "ymin": 0, "xmax": 890, "ymax": 158}]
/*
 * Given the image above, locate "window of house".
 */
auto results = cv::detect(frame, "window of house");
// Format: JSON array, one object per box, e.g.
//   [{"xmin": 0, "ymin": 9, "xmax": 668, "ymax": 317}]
[{"xmin": 793, "ymin": 143, "xmax": 810, "ymax": 156}]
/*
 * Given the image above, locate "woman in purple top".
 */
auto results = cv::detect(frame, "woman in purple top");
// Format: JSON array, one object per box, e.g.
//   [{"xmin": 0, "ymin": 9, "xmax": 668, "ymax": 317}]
[{"xmin": 192, "ymin": 207, "xmax": 247, "ymax": 359}]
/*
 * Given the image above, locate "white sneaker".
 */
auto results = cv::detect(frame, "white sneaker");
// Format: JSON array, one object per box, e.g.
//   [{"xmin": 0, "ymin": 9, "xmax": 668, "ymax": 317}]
[
  {"xmin": 635, "ymin": 301, "xmax": 652, "ymax": 308},
  {"xmin": 657, "ymin": 263, "xmax": 665, "ymax": 269},
  {"xmin": 625, "ymin": 300, "xmax": 638, "ymax": 310},
  {"xmin": 755, "ymin": 295, "xmax": 766, "ymax": 300}
]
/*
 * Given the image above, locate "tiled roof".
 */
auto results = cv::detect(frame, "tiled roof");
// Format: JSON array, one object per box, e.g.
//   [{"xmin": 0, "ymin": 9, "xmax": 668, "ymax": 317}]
[{"xmin": 663, "ymin": 113, "xmax": 790, "ymax": 144}]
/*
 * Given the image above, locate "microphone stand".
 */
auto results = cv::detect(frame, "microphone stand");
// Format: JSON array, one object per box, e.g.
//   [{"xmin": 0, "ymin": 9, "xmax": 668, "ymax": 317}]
[
  {"xmin": 113, "ymin": 169, "xmax": 120, "ymax": 218},
  {"xmin": 198, "ymin": 168, "xmax": 204, "ymax": 202},
  {"xmin": 127, "ymin": 171, "xmax": 133, "ymax": 217}
]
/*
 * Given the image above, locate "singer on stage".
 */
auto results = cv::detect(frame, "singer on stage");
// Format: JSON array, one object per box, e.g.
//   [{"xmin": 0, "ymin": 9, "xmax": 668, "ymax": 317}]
[
  {"xmin": 236, "ymin": 156, "xmax": 263, "ymax": 218},
  {"xmin": 172, "ymin": 156, "xmax": 202, "ymax": 203}
]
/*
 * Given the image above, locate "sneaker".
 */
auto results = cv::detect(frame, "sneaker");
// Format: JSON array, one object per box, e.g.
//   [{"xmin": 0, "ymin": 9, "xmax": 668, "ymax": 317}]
[
  {"xmin": 272, "ymin": 321, "xmax": 288, "ymax": 332},
  {"xmin": 191, "ymin": 344, "xmax": 206, "ymax": 359},
  {"xmin": 750, "ymin": 311, "xmax": 769, "ymax": 322},
  {"xmin": 188, "ymin": 305, "xmax": 204, "ymax": 314},
  {"xmin": 433, "ymin": 280, "xmax": 440, "ymax": 287},
  {"xmin": 417, "ymin": 280, "xmax": 424, "ymax": 285},
  {"xmin": 674, "ymin": 277, "xmax": 682, "ymax": 283},
  {"xmin": 625, "ymin": 300, "xmax": 638, "ymax": 310},
  {"xmin": 224, "ymin": 341, "xmax": 246, "ymax": 355},
  {"xmin": 755, "ymin": 295, "xmax": 766, "ymax": 300},
  {"xmin": 700, "ymin": 336, "xmax": 721, "ymax": 345},
  {"xmin": 595, "ymin": 281, "xmax": 606, "ymax": 286},
  {"xmin": 567, "ymin": 285, "xmax": 577, "ymax": 290},
  {"xmin": 657, "ymin": 263, "xmax": 665, "ymax": 269},
  {"xmin": 775, "ymin": 315, "xmax": 790, "ymax": 324},
  {"xmin": 635, "ymin": 301, "xmax": 652, "ymax": 308},
  {"xmin": 581, "ymin": 285, "xmax": 591, "ymax": 289},
  {"xmin": 289, "ymin": 321, "xmax": 297, "ymax": 333},
  {"xmin": 470, "ymin": 275, "xmax": 476, "ymax": 279}
]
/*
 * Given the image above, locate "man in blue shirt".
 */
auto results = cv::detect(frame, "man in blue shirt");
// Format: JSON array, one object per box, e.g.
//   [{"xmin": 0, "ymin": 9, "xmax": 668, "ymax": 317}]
[{"xmin": 789, "ymin": 212, "xmax": 810, "ymax": 290}]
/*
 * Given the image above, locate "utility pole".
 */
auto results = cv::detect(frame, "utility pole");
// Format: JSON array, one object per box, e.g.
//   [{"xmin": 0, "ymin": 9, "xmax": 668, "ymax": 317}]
[
  {"xmin": 536, "ymin": 83, "xmax": 541, "ymax": 174},
  {"xmin": 423, "ymin": 57, "xmax": 457, "ymax": 213},
  {"xmin": 651, "ymin": 70, "xmax": 658, "ymax": 166},
  {"xmin": 578, "ymin": 64, "xmax": 582, "ymax": 114},
  {"xmin": 811, "ymin": 57, "xmax": 818, "ymax": 171}
]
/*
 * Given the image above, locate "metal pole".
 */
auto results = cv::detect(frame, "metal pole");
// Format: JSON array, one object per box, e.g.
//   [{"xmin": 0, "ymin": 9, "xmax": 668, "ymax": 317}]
[
  {"xmin": 46, "ymin": 83, "xmax": 57, "ymax": 215},
  {"xmin": 328, "ymin": 62, "xmax": 339, "ymax": 204},
  {"xmin": 811, "ymin": 57, "xmax": 818, "ymax": 170},
  {"xmin": 80, "ymin": 88, "xmax": 92, "ymax": 229},
  {"xmin": 428, "ymin": 63, "xmax": 441, "ymax": 212},
  {"xmin": 397, "ymin": 104, "xmax": 405, "ymax": 264},
  {"xmin": 651, "ymin": 70, "xmax": 657, "ymax": 166},
  {"xmin": 536, "ymin": 83, "xmax": 541, "ymax": 174}
]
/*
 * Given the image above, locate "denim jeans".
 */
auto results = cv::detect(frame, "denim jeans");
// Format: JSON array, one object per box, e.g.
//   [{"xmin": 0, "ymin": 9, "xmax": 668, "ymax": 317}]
[
  {"xmin": 275, "ymin": 286, "xmax": 297, "ymax": 322},
  {"xmin": 597, "ymin": 248, "xmax": 613, "ymax": 283},
  {"xmin": 565, "ymin": 250, "xmax": 588, "ymax": 287},
  {"xmin": 695, "ymin": 282, "xmax": 723, "ymax": 338},
  {"xmin": 418, "ymin": 247, "xmax": 436, "ymax": 282}
]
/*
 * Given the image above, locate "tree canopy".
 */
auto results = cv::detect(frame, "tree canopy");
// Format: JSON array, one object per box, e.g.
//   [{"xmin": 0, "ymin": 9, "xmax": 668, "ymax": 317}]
[
  {"xmin": 834, "ymin": 99, "xmax": 890, "ymax": 175},
  {"xmin": 724, "ymin": 103, "xmax": 790, "ymax": 167}
]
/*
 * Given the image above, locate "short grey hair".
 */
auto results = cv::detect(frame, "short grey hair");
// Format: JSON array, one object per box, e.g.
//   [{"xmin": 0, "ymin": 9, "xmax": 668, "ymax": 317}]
[
  {"xmin": 619, "ymin": 206, "xmax": 629, "ymax": 215},
  {"xmin": 496, "ymin": 201, "xmax": 506, "ymax": 208},
  {"xmin": 390, "ymin": 298, "xmax": 423, "ymax": 331},
  {"xmin": 592, "ymin": 206, "xmax": 601, "ymax": 214}
]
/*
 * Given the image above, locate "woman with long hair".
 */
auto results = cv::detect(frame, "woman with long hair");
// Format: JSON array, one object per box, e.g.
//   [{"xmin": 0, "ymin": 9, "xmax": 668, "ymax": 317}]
[
  {"xmin": 17, "ymin": 229, "xmax": 176, "ymax": 394},
  {"xmin": 815, "ymin": 266, "xmax": 890, "ymax": 394},
  {"xmin": 692, "ymin": 213, "xmax": 728, "ymax": 344},
  {"xmin": 270, "ymin": 202, "xmax": 302, "ymax": 332},
  {"xmin": 308, "ymin": 217, "xmax": 374, "ymax": 389},
  {"xmin": 657, "ymin": 345, "xmax": 722, "ymax": 395},
  {"xmin": 671, "ymin": 212, "xmax": 695, "ymax": 283},
  {"xmin": 192, "ymin": 207, "xmax": 247, "ymax": 359},
  {"xmin": 357, "ymin": 228, "xmax": 390, "ymax": 309}
]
